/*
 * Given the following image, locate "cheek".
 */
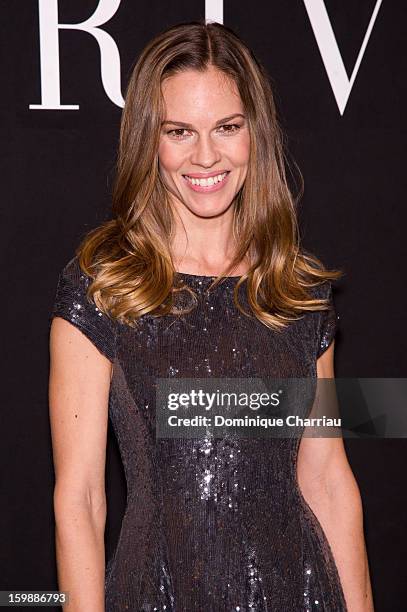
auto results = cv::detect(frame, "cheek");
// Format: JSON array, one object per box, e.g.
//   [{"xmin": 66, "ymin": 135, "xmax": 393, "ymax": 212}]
[
  {"xmin": 226, "ymin": 135, "xmax": 251, "ymax": 167},
  {"xmin": 158, "ymin": 141, "xmax": 184, "ymax": 174}
]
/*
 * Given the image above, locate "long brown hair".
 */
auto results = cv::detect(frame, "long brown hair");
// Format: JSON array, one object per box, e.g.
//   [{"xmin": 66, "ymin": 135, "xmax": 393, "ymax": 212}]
[{"xmin": 76, "ymin": 20, "xmax": 342, "ymax": 329}]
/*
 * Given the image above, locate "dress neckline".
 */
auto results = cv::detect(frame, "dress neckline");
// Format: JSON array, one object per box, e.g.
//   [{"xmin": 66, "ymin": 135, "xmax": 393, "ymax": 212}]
[{"xmin": 175, "ymin": 271, "xmax": 242, "ymax": 279}]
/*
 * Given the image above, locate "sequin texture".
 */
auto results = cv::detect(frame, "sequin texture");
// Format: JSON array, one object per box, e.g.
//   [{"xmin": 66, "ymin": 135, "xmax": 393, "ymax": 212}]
[{"xmin": 49, "ymin": 256, "xmax": 347, "ymax": 611}]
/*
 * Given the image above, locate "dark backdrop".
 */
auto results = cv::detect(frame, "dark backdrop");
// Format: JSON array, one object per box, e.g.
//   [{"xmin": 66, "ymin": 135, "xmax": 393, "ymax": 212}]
[{"xmin": 1, "ymin": 1, "xmax": 406, "ymax": 610}]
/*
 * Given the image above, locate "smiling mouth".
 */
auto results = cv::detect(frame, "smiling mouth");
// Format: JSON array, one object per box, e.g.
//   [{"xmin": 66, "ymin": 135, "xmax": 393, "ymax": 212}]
[{"xmin": 183, "ymin": 171, "xmax": 230, "ymax": 187}]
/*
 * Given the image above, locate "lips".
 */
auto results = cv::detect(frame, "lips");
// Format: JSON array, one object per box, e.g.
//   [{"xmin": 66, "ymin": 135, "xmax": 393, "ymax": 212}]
[
  {"xmin": 184, "ymin": 170, "xmax": 230, "ymax": 179},
  {"xmin": 182, "ymin": 171, "xmax": 230, "ymax": 191}
]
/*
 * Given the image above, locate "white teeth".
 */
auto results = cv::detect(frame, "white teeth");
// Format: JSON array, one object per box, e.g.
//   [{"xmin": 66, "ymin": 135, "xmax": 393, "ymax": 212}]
[{"xmin": 185, "ymin": 172, "xmax": 228, "ymax": 187}]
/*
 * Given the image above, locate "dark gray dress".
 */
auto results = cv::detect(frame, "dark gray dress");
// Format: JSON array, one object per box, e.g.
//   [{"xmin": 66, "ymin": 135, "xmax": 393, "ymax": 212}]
[{"xmin": 50, "ymin": 255, "xmax": 347, "ymax": 612}]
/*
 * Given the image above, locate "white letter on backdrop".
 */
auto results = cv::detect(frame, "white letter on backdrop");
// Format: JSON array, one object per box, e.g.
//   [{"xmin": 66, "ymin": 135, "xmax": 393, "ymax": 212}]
[
  {"xmin": 303, "ymin": 0, "xmax": 383, "ymax": 115},
  {"xmin": 205, "ymin": 0, "xmax": 223, "ymax": 24},
  {"xmin": 30, "ymin": 0, "xmax": 124, "ymax": 110}
]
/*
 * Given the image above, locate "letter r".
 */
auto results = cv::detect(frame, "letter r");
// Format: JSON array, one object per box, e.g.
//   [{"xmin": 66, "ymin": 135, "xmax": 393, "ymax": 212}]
[{"xmin": 30, "ymin": 0, "xmax": 124, "ymax": 110}]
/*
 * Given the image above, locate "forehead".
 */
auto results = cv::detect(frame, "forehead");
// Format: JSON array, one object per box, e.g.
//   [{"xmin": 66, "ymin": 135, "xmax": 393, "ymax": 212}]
[{"xmin": 161, "ymin": 67, "xmax": 243, "ymax": 124}]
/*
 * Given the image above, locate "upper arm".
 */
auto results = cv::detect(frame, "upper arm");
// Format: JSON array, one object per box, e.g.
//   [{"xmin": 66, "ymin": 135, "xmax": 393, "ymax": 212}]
[
  {"xmin": 48, "ymin": 256, "xmax": 117, "ymax": 509},
  {"xmin": 49, "ymin": 317, "xmax": 111, "ymax": 508},
  {"xmin": 297, "ymin": 291, "xmax": 351, "ymax": 492}
]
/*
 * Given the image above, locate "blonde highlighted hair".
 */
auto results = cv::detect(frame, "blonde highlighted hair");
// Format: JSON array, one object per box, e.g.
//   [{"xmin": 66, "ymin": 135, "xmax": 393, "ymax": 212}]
[{"xmin": 75, "ymin": 20, "xmax": 342, "ymax": 329}]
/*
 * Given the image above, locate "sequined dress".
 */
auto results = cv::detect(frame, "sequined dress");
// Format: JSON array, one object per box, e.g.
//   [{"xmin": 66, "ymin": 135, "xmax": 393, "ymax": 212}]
[{"xmin": 49, "ymin": 255, "xmax": 347, "ymax": 612}]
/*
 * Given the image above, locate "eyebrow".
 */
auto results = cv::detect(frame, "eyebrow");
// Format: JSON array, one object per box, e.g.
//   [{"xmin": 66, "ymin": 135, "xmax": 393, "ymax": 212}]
[{"xmin": 161, "ymin": 113, "xmax": 246, "ymax": 129}]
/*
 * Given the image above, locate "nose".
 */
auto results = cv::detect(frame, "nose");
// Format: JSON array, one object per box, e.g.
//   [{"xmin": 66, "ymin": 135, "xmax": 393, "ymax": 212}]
[{"xmin": 190, "ymin": 133, "xmax": 221, "ymax": 168}]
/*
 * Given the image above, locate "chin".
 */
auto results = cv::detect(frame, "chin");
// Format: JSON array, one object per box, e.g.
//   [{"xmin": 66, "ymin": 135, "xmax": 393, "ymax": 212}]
[
  {"xmin": 187, "ymin": 200, "xmax": 233, "ymax": 218},
  {"xmin": 183, "ymin": 190, "xmax": 236, "ymax": 209}
]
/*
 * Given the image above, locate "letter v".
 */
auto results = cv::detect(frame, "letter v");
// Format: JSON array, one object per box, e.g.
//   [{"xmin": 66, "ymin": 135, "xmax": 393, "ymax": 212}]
[{"xmin": 303, "ymin": 0, "xmax": 383, "ymax": 115}]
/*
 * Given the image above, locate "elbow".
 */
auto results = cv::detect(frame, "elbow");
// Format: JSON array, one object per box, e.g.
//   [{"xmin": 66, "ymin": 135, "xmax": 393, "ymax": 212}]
[
  {"xmin": 328, "ymin": 465, "xmax": 364, "ymax": 518},
  {"xmin": 300, "ymin": 463, "xmax": 364, "ymax": 519},
  {"xmin": 53, "ymin": 481, "xmax": 107, "ymax": 533}
]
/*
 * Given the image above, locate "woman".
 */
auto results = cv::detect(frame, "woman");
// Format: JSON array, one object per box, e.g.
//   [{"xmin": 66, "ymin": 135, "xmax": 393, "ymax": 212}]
[{"xmin": 48, "ymin": 20, "xmax": 374, "ymax": 611}]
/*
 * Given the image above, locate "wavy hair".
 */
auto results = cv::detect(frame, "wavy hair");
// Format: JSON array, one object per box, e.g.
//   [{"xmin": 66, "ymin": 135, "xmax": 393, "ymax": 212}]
[{"xmin": 75, "ymin": 20, "xmax": 343, "ymax": 329}]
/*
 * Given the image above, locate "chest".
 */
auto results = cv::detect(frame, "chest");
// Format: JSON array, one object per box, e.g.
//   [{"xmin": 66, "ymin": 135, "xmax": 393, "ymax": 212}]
[{"xmin": 115, "ymin": 293, "xmax": 318, "ymax": 384}]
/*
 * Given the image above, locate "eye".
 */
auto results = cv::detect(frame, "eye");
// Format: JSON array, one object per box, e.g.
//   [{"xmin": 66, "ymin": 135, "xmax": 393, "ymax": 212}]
[
  {"xmin": 166, "ymin": 128, "xmax": 191, "ymax": 139},
  {"xmin": 217, "ymin": 123, "xmax": 241, "ymax": 134}
]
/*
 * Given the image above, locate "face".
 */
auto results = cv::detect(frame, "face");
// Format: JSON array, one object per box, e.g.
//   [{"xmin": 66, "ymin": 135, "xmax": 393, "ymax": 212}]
[{"xmin": 158, "ymin": 66, "xmax": 250, "ymax": 218}]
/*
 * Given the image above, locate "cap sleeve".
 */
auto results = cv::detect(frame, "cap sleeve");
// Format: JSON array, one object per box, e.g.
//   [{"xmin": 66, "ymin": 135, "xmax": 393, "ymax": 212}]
[
  {"xmin": 49, "ymin": 255, "xmax": 117, "ymax": 362},
  {"xmin": 316, "ymin": 281, "xmax": 338, "ymax": 359}
]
